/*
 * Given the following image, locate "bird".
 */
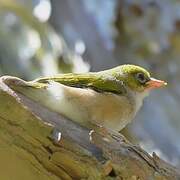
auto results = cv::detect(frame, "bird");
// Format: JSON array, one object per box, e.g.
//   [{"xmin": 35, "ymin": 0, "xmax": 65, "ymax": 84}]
[{"xmin": 34, "ymin": 64, "xmax": 167, "ymax": 132}]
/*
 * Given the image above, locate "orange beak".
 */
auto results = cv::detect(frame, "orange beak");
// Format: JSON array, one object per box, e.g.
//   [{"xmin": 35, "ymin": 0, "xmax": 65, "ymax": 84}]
[{"xmin": 146, "ymin": 78, "xmax": 167, "ymax": 90}]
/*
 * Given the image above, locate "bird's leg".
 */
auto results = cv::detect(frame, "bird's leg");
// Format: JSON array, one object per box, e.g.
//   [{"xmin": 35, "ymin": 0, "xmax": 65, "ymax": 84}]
[
  {"xmin": 88, "ymin": 123, "xmax": 110, "ymax": 137},
  {"xmin": 87, "ymin": 121, "xmax": 129, "ymax": 149},
  {"xmin": 87, "ymin": 124, "xmax": 114, "ymax": 176}
]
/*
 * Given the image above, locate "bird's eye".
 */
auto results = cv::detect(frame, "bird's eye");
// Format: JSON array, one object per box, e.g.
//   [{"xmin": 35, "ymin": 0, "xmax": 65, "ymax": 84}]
[{"xmin": 135, "ymin": 73, "xmax": 147, "ymax": 84}]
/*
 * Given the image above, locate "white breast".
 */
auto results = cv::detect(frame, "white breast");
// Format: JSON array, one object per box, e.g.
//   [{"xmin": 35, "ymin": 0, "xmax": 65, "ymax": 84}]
[{"xmin": 46, "ymin": 82, "xmax": 148, "ymax": 131}]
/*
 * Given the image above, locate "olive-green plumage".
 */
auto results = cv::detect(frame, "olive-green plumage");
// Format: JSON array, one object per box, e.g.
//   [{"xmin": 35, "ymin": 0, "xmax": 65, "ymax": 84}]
[
  {"xmin": 35, "ymin": 64, "xmax": 151, "ymax": 94},
  {"xmin": 33, "ymin": 64, "xmax": 166, "ymax": 132}
]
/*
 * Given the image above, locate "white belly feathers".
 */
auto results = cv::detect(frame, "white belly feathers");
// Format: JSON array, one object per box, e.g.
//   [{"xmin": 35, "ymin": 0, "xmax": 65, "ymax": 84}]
[{"xmin": 47, "ymin": 82, "xmax": 145, "ymax": 131}]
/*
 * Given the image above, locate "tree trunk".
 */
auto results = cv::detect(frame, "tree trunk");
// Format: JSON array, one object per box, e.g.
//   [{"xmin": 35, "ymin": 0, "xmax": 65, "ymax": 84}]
[{"xmin": 0, "ymin": 76, "xmax": 179, "ymax": 180}]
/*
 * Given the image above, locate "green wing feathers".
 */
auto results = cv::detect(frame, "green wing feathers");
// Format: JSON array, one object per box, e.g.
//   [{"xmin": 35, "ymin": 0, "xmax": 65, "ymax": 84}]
[{"xmin": 34, "ymin": 72, "xmax": 126, "ymax": 94}]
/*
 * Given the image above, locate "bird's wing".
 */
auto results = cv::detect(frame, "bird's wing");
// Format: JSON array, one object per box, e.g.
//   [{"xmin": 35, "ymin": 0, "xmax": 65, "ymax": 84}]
[{"xmin": 34, "ymin": 72, "xmax": 127, "ymax": 95}]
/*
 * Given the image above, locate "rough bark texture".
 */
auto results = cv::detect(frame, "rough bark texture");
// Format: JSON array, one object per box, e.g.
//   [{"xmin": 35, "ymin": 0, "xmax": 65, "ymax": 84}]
[{"xmin": 0, "ymin": 76, "xmax": 179, "ymax": 180}]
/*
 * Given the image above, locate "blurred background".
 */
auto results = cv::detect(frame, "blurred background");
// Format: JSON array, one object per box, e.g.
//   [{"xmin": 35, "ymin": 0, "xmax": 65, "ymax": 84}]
[{"xmin": 0, "ymin": 0, "xmax": 180, "ymax": 167}]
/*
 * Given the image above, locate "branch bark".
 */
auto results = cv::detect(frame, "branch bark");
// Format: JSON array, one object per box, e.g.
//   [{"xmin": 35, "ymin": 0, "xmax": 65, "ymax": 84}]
[{"xmin": 0, "ymin": 76, "xmax": 179, "ymax": 180}]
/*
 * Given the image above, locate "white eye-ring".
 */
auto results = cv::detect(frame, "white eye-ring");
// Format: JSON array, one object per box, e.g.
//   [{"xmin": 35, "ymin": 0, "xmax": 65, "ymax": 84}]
[{"xmin": 135, "ymin": 73, "xmax": 147, "ymax": 84}]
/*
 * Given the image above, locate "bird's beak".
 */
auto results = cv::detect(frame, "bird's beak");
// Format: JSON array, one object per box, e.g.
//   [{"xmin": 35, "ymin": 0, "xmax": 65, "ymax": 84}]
[{"xmin": 146, "ymin": 78, "xmax": 167, "ymax": 90}]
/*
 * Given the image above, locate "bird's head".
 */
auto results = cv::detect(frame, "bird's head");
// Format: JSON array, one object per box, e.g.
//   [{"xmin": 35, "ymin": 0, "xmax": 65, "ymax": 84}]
[{"xmin": 114, "ymin": 64, "xmax": 167, "ymax": 93}]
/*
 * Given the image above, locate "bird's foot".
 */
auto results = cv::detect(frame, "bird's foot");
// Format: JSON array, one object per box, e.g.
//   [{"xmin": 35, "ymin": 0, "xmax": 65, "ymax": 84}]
[{"xmin": 89, "ymin": 124, "xmax": 128, "ymax": 144}]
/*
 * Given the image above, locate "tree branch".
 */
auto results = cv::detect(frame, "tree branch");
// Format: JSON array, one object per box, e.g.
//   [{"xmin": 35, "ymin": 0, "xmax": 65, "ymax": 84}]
[{"xmin": 0, "ymin": 76, "xmax": 179, "ymax": 180}]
